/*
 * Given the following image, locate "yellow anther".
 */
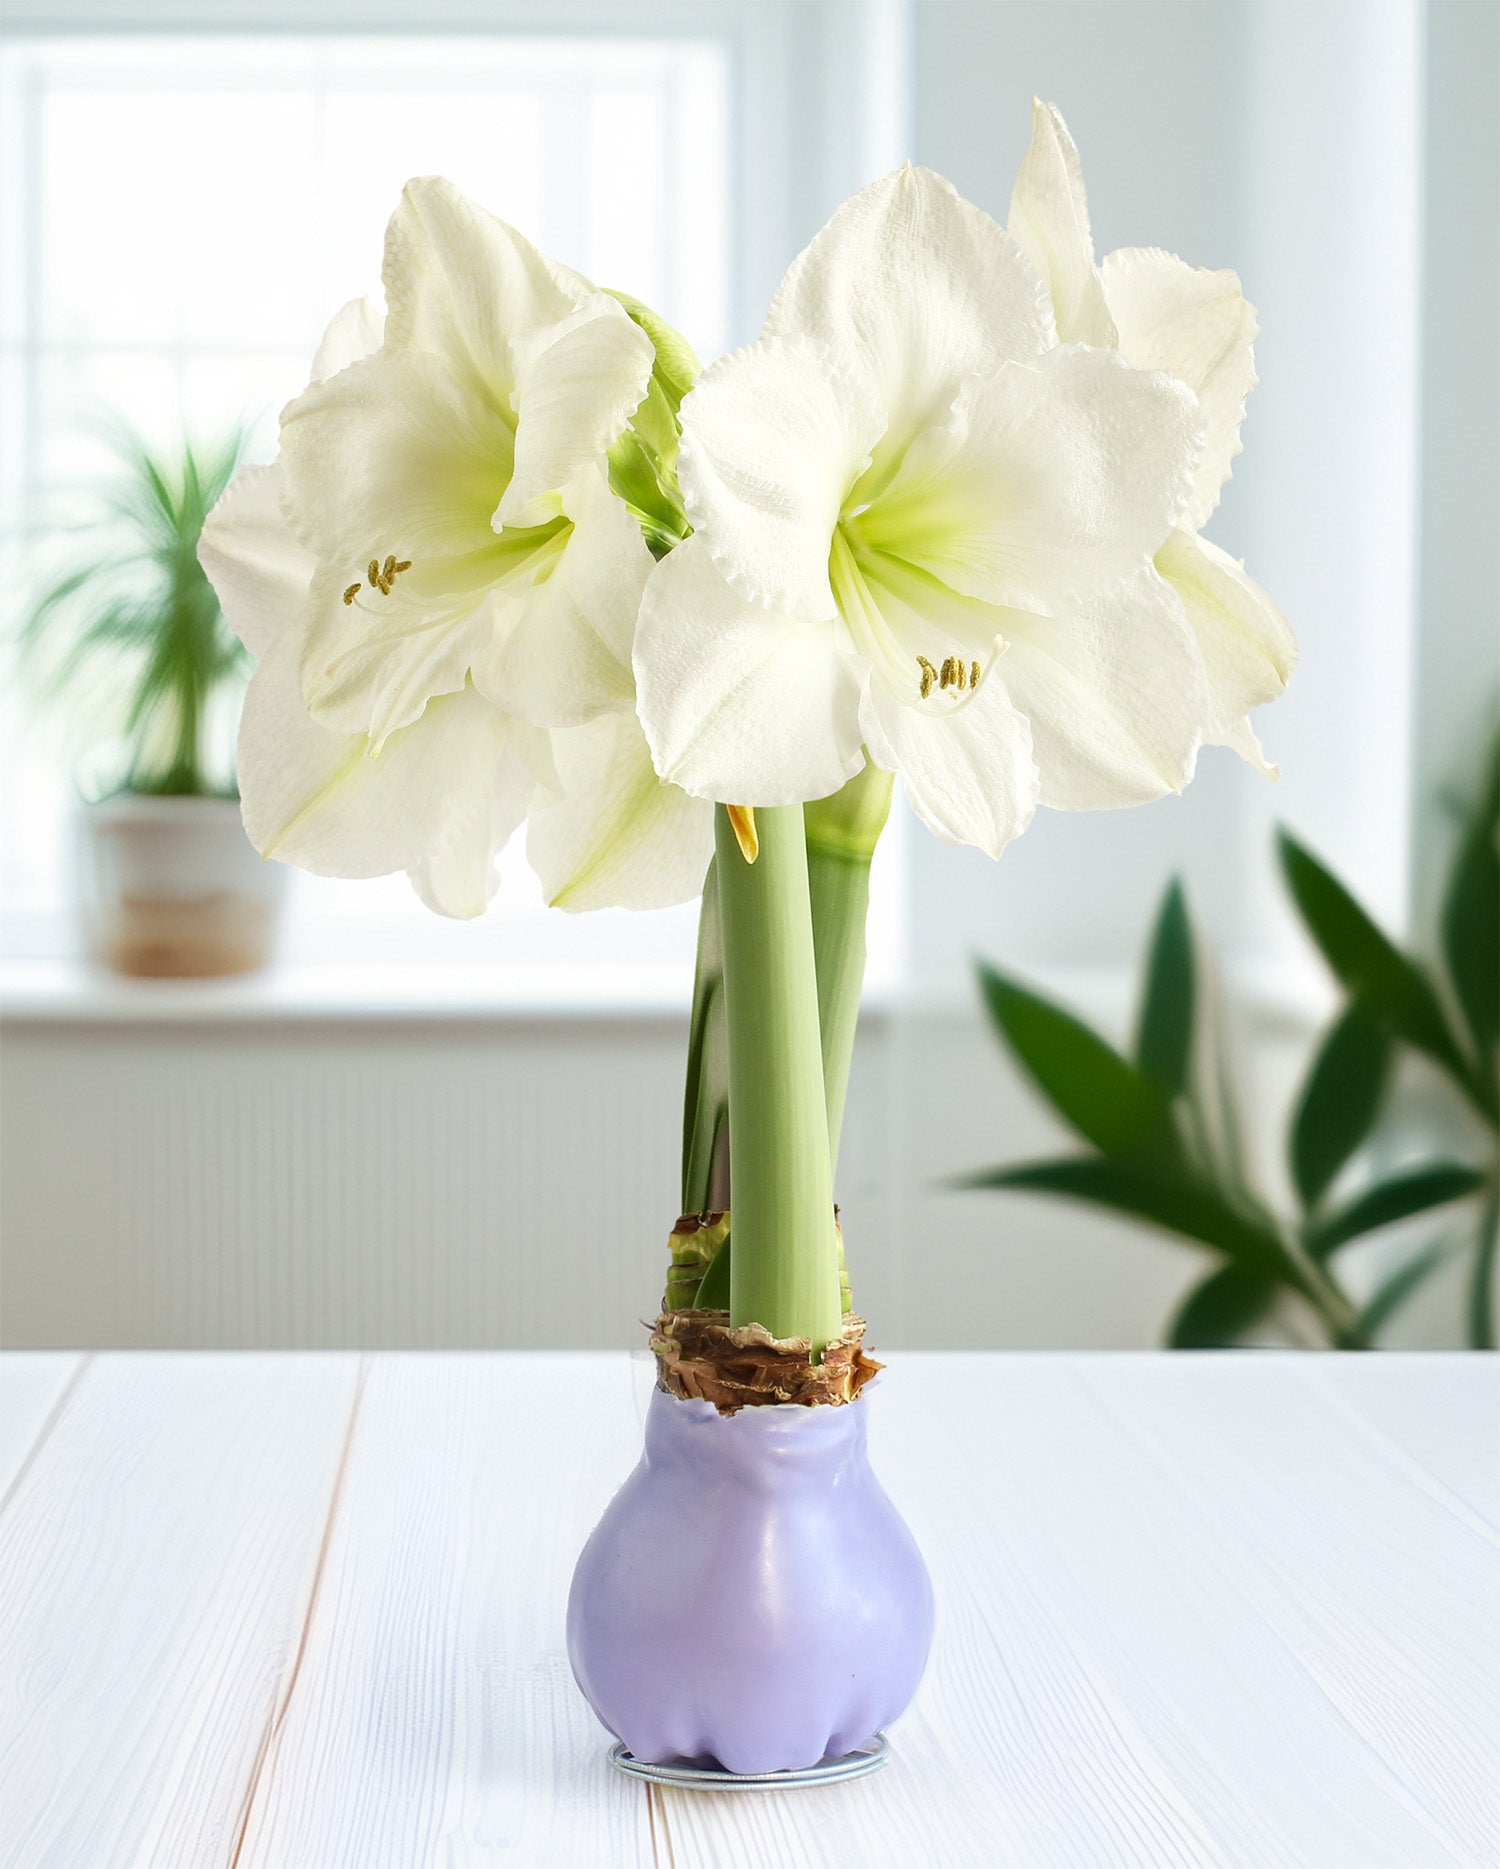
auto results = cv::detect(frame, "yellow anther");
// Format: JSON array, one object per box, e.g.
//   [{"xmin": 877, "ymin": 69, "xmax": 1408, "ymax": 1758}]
[
  {"xmin": 918, "ymin": 649, "xmax": 985, "ymax": 702},
  {"xmin": 356, "ymin": 552, "xmax": 412, "ymax": 598},
  {"xmin": 342, "ymin": 584, "xmax": 361, "ymax": 606}
]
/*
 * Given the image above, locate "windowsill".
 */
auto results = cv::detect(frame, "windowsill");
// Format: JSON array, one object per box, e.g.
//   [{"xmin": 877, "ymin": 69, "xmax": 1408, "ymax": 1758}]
[
  {"xmin": 0, "ymin": 957, "xmax": 702, "ymax": 1023},
  {"xmin": 0, "ymin": 953, "xmax": 1328, "ymax": 1031}
]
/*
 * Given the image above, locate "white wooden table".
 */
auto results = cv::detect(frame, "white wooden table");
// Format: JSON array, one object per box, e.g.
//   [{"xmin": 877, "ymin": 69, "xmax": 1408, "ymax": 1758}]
[{"xmin": 1, "ymin": 1352, "xmax": 1494, "ymax": 1868}]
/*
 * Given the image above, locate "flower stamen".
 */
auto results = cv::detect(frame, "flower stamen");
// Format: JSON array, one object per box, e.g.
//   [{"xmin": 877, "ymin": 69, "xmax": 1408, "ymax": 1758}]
[
  {"xmin": 343, "ymin": 552, "xmax": 415, "ymax": 605},
  {"xmin": 916, "ymin": 651, "xmax": 988, "ymax": 701}
]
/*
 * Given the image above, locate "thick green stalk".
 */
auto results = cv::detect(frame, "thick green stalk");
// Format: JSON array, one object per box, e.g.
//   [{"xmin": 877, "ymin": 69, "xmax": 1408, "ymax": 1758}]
[
  {"xmin": 715, "ymin": 803, "xmax": 841, "ymax": 1351},
  {"xmin": 804, "ymin": 767, "xmax": 894, "ymax": 1176}
]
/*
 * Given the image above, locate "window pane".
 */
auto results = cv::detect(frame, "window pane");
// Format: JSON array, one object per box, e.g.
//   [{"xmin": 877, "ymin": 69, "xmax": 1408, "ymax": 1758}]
[{"xmin": 2, "ymin": 33, "xmax": 732, "ymax": 966}]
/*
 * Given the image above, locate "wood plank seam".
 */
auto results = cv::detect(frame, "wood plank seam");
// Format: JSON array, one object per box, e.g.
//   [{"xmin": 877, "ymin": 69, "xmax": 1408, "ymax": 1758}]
[
  {"xmin": 646, "ymin": 1782, "xmax": 678, "ymax": 1869},
  {"xmin": 226, "ymin": 1356, "xmax": 370, "ymax": 1869},
  {"xmin": 0, "ymin": 1354, "xmax": 92, "ymax": 1521}
]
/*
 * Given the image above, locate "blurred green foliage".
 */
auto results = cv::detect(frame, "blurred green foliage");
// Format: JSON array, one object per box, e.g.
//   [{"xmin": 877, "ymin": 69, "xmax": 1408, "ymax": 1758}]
[
  {"xmin": 966, "ymin": 738, "xmax": 1500, "ymax": 1349},
  {"xmin": 20, "ymin": 428, "xmax": 247, "ymax": 798}
]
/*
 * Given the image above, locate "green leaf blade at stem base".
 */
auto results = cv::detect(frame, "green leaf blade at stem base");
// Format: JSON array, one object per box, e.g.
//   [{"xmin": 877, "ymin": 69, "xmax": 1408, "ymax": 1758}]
[
  {"xmin": 680, "ymin": 856, "xmax": 728, "ymax": 1214},
  {"xmin": 976, "ymin": 965, "xmax": 1180, "ymax": 1164},
  {"xmin": 693, "ymin": 1227, "xmax": 732, "ymax": 1310},
  {"xmin": 1291, "ymin": 1004, "xmax": 1394, "ymax": 1212},
  {"xmin": 1135, "ymin": 877, "xmax": 1195, "ymax": 1099}
]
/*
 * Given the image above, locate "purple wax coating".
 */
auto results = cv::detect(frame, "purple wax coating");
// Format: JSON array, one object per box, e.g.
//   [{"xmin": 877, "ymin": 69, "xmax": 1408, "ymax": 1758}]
[{"xmin": 568, "ymin": 1383, "xmax": 933, "ymax": 1775}]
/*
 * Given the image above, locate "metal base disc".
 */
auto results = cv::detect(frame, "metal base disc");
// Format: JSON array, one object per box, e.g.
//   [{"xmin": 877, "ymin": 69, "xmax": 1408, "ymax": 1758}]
[{"xmin": 608, "ymin": 1733, "xmax": 889, "ymax": 1791}]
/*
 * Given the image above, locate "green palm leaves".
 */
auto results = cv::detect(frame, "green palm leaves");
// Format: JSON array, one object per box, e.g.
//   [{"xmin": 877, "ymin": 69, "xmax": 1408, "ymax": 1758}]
[
  {"xmin": 966, "ymin": 749, "xmax": 1499, "ymax": 1348},
  {"xmin": 21, "ymin": 429, "xmax": 248, "ymax": 797}
]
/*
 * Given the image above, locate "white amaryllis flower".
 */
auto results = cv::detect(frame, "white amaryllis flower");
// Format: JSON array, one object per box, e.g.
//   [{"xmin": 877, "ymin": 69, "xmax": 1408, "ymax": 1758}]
[
  {"xmin": 633, "ymin": 164, "xmax": 1215, "ymax": 856},
  {"xmin": 200, "ymin": 265, "xmax": 711, "ymax": 918},
  {"xmin": 278, "ymin": 176, "xmax": 658, "ymax": 747},
  {"xmin": 202, "ymin": 455, "xmax": 711, "ymax": 918},
  {"xmin": 1010, "ymin": 99, "xmax": 1297, "ymax": 771}
]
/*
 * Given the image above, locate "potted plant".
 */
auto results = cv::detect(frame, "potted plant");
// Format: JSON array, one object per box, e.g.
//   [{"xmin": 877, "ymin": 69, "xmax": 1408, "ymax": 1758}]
[
  {"xmin": 198, "ymin": 100, "xmax": 1294, "ymax": 1778},
  {"xmin": 964, "ymin": 743, "xmax": 1499, "ymax": 1351},
  {"xmin": 20, "ymin": 428, "xmax": 285, "ymax": 977}
]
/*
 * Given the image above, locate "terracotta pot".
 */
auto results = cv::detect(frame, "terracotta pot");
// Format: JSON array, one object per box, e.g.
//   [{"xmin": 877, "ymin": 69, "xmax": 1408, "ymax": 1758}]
[
  {"xmin": 568, "ymin": 1382, "xmax": 933, "ymax": 1774},
  {"xmin": 80, "ymin": 796, "xmax": 286, "ymax": 978}
]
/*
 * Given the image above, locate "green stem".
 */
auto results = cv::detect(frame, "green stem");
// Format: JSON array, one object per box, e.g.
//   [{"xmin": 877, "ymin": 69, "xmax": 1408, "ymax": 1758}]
[
  {"xmin": 804, "ymin": 767, "xmax": 893, "ymax": 1178},
  {"xmin": 807, "ymin": 848, "xmax": 871, "ymax": 1176},
  {"xmin": 1468, "ymin": 1177, "xmax": 1499, "ymax": 1350},
  {"xmin": 715, "ymin": 803, "xmax": 841, "ymax": 1352}
]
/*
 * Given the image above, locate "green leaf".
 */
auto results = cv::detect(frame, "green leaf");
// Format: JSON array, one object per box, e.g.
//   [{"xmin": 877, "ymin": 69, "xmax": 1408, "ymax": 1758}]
[
  {"xmin": 694, "ymin": 1226, "xmax": 731, "ymax": 1309},
  {"xmin": 1441, "ymin": 736, "xmax": 1499, "ymax": 1070},
  {"xmin": 977, "ymin": 965, "xmax": 1180, "ymax": 1162},
  {"xmin": 20, "ymin": 422, "xmax": 249, "ymax": 796},
  {"xmin": 1278, "ymin": 829, "xmax": 1479, "ymax": 1106},
  {"xmin": 681, "ymin": 860, "xmax": 728, "ymax": 1213},
  {"xmin": 1291, "ymin": 1004, "xmax": 1393, "ymax": 1210},
  {"xmin": 960, "ymin": 1156, "xmax": 1287, "ymax": 1269},
  {"xmin": 1358, "ymin": 1241, "xmax": 1453, "ymax": 1341},
  {"xmin": 1168, "ymin": 1264, "xmax": 1282, "ymax": 1347},
  {"xmin": 1305, "ymin": 1163, "xmax": 1487, "ymax": 1258},
  {"xmin": 1135, "ymin": 878, "xmax": 1195, "ymax": 1098}
]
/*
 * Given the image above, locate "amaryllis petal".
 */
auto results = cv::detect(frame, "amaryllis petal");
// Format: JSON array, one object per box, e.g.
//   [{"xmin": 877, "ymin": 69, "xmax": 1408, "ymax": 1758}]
[
  {"xmin": 280, "ymin": 348, "xmax": 512, "ymax": 568},
  {"xmin": 1000, "ymin": 568, "xmax": 1208, "ymax": 810},
  {"xmin": 381, "ymin": 175, "xmax": 577, "ymax": 407},
  {"xmin": 472, "ymin": 467, "xmax": 649, "ymax": 729},
  {"xmin": 1008, "ymin": 98, "xmax": 1117, "ymax": 348},
  {"xmin": 197, "ymin": 463, "xmax": 313, "ymax": 657},
  {"xmin": 1102, "ymin": 247, "xmax": 1258, "ymax": 529},
  {"xmin": 528, "ymin": 709, "xmax": 715, "ymax": 912},
  {"xmin": 676, "ymin": 334, "xmax": 886, "ymax": 620},
  {"xmin": 310, "ymin": 294, "xmax": 384, "ymax": 384},
  {"xmin": 765, "ymin": 163, "xmax": 1053, "ymax": 442},
  {"xmin": 634, "ymin": 538, "xmax": 865, "ymax": 805},
  {"xmin": 858, "ymin": 346, "xmax": 1203, "ymax": 611},
  {"xmin": 499, "ymin": 309, "xmax": 654, "ymax": 528},
  {"xmin": 859, "ymin": 660, "xmax": 1039, "ymax": 858},
  {"xmin": 407, "ymin": 729, "xmax": 540, "ymax": 918},
  {"xmin": 237, "ymin": 631, "xmax": 540, "ymax": 916},
  {"xmin": 1155, "ymin": 528, "xmax": 1296, "ymax": 774}
]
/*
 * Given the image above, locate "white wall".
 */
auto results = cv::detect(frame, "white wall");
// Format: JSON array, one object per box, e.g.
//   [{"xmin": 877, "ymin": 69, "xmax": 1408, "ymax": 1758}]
[
  {"xmin": 1412, "ymin": 0, "xmax": 1500, "ymax": 939},
  {"xmin": 908, "ymin": 0, "xmax": 1429, "ymax": 988},
  {"xmin": 0, "ymin": 1003, "xmax": 1214, "ymax": 1351}
]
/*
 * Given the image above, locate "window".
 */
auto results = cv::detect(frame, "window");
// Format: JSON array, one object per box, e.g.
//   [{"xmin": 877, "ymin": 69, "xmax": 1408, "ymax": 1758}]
[{"xmin": 1, "ymin": 32, "xmax": 745, "ymax": 976}]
